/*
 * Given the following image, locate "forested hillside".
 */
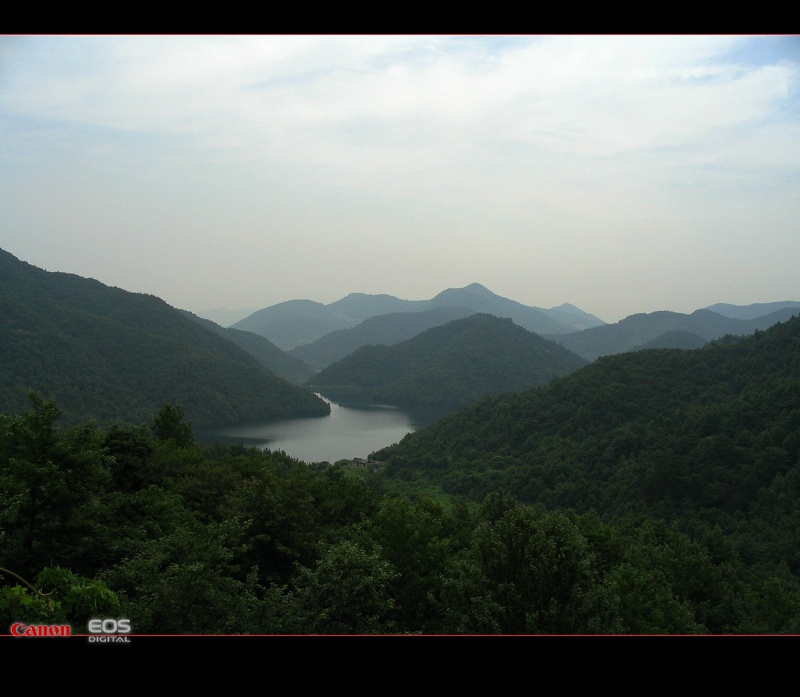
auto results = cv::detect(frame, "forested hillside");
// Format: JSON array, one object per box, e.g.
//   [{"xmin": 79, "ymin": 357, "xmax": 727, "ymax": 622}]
[
  {"xmin": 182, "ymin": 310, "xmax": 315, "ymax": 384},
  {"xmin": 373, "ymin": 316, "xmax": 800, "ymax": 516},
  {"xmin": 3, "ymin": 372, "xmax": 800, "ymax": 634},
  {"xmin": 309, "ymin": 314, "xmax": 588, "ymax": 416},
  {"xmin": 4, "ymin": 247, "xmax": 800, "ymax": 634},
  {"xmin": 0, "ymin": 249, "xmax": 329, "ymax": 427}
]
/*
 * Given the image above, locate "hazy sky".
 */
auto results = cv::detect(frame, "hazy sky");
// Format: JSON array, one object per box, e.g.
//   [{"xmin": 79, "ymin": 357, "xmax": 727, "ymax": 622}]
[{"xmin": 1, "ymin": 35, "xmax": 798, "ymax": 324}]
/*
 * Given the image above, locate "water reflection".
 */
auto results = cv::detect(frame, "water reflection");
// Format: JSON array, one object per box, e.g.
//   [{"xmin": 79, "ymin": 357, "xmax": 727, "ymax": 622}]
[{"xmin": 196, "ymin": 394, "xmax": 421, "ymax": 464}]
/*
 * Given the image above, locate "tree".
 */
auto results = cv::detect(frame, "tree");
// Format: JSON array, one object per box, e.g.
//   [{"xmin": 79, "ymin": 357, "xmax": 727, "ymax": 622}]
[
  {"xmin": 366, "ymin": 496, "xmax": 452, "ymax": 632},
  {"xmin": 104, "ymin": 423, "xmax": 157, "ymax": 492},
  {"xmin": 151, "ymin": 404, "xmax": 194, "ymax": 447},
  {"xmin": 471, "ymin": 505, "xmax": 607, "ymax": 633},
  {"xmin": 0, "ymin": 392, "xmax": 111, "ymax": 577},
  {"xmin": 269, "ymin": 539, "xmax": 397, "ymax": 634}
]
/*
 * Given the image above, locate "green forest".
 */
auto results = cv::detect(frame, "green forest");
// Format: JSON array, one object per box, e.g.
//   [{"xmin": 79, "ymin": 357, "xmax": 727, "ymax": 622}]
[
  {"xmin": 4, "ymin": 314, "xmax": 800, "ymax": 635},
  {"xmin": 3, "ymin": 242, "xmax": 800, "ymax": 635}
]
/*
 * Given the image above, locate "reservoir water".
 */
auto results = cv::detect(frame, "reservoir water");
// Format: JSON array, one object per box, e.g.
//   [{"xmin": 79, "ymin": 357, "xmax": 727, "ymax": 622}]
[{"xmin": 196, "ymin": 394, "xmax": 421, "ymax": 464}]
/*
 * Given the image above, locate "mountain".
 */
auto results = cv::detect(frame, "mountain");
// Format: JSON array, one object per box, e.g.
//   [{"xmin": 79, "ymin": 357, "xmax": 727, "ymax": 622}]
[
  {"xmin": 546, "ymin": 307, "xmax": 800, "ymax": 361},
  {"xmin": 0, "ymin": 248, "xmax": 329, "ymax": 428},
  {"xmin": 181, "ymin": 310, "xmax": 316, "ymax": 384},
  {"xmin": 372, "ymin": 314, "xmax": 800, "ymax": 518},
  {"xmin": 425, "ymin": 283, "xmax": 587, "ymax": 335},
  {"xmin": 230, "ymin": 299, "xmax": 352, "ymax": 351},
  {"xmin": 289, "ymin": 306, "xmax": 478, "ymax": 370},
  {"xmin": 630, "ymin": 330, "xmax": 709, "ymax": 352},
  {"xmin": 195, "ymin": 306, "xmax": 260, "ymax": 327},
  {"xmin": 546, "ymin": 302, "xmax": 609, "ymax": 331},
  {"xmin": 231, "ymin": 283, "xmax": 605, "ymax": 350},
  {"xmin": 308, "ymin": 313, "xmax": 588, "ymax": 417},
  {"xmin": 229, "ymin": 293, "xmax": 425, "ymax": 351},
  {"xmin": 704, "ymin": 301, "xmax": 800, "ymax": 320},
  {"xmin": 326, "ymin": 292, "xmax": 427, "ymax": 321}
]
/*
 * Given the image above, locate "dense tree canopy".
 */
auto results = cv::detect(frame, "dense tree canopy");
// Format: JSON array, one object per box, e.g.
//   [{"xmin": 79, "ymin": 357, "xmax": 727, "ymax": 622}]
[{"xmin": 3, "ymin": 315, "xmax": 800, "ymax": 635}]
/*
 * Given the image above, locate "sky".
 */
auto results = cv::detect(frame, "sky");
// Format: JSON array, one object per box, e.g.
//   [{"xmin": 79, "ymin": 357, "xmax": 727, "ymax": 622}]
[{"xmin": 1, "ymin": 34, "xmax": 799, "ymax": 325}]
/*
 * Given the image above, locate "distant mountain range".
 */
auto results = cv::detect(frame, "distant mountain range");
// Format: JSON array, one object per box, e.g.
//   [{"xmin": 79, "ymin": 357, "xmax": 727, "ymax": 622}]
[
  {"xmin": 226, "ymin": 285, "xmax": 800, "ymax": 368},
  {"xmin": 545, "ymin": 306, "xmax": 800, "ymax": 361},
  {"xmin": 705, "ymin": 301, "xmax": 800, "ymax": 320},
  {"xmin": 3, "ymin": 242, "xmax": 797, "ymax": 430},
  {"xmin": 230, "ymin": 283, "xmax": 606, "ymax": 350}
]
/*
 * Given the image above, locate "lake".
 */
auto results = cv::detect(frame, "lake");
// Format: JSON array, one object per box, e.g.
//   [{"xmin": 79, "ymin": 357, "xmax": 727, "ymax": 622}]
[{"xmin": 195, "ymin": 394, "xmax": 424, "ymax": 464}]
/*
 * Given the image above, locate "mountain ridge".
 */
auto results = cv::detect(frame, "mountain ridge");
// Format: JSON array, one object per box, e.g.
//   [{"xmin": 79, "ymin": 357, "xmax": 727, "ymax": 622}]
[
  {"xmin": 231, "ymin": 282, "xmax": 606, "ymax": 350},
  {"xmin": 546, "ymin": 306, "xmax": 800, "ymax": 361},
  {"xmin": 308, "ymin": 313, "xmax": 588, "ymax": 419},
  {"xmin": 372, "ymin": 313, "xmax": 800, "ymax": 516},
  {"xmin": 289, "ymin": 305, "xmax": 478, "ymax": 370},
  {"xmin": 0, "ymin": 248, "xmax": 329, "ymax": 428}
]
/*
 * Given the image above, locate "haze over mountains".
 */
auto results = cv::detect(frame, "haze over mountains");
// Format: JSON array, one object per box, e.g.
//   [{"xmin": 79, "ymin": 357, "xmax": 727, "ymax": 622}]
[
  {"xmin": 230, "ymin": 282, "xmax": 606, "ymax": 351},
  {"xmin": 5, "ymin": 254, "xmax": 800, "ymax": 635},
  {"xmin": 181, "ymin": 309, "xmax": 316, "ymax": 384},
  {"xmin": 225, "ymin": 283, "xmax": 800, "ymax": 369},
  {"xmin": 3, "ymin": 251, "xmax": 799, "ymax": 635},
  {"xmin": 2, "ymin": 244, "xmax": 798, "ymax": 432},
  {"xmin": 290, "ymin": 306, "xmax": 478, "ymax": 370},
  {"xmin": 546, "ymin": 307, "xmax": 800, "ymax": 362}
]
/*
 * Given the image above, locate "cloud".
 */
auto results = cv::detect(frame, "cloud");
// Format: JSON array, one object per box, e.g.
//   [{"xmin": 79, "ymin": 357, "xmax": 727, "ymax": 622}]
[{"xmin": 0, "ymin": 35, "xmax": 798, "ymax": 322}]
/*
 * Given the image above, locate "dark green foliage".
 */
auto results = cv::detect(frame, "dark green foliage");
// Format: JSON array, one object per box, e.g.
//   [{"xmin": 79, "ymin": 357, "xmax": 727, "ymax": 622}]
[
  {"xmin": 3, "ymin": 316, "xmax": 800, "ymax": 634},
  {"xmin": 0, "ymin": 392, "xmax": 112, "ymax": 579},
  {"xmin": 374, "ymin": 316, "xmax": 800, "ymax": 521},
  {"xmin": 363, "ymin": 496, "xmax": 453, "ymax": 631},
  {"xmin": 264, "ymin": 540, "xmax": 398, "ymax": 634},
  {"xmin": 103, "ymin": 423, "xmax": 157, "ymax": 492},
  {"xmin": 151, "ymin": 404, "xmax": 194, "ymax": 447},
  {"xmin": 0, "ymin": 248, "xmax": 329, "ymax": 428},
  {"xmin": 467, "ymin": 504, "xmax": 611, "ymax": 633},
  {"xmin": 0, "ymin": 566, "xmax": 121, "ymax": 633}
]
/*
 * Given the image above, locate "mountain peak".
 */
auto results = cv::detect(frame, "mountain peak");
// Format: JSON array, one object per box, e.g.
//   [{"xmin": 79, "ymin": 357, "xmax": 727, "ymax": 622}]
[
  {"xmin": 462, "ymin": 282, "xmax": 494, "ymax": 294},
  {"xmin": 434, "ymin": 283, "xmax": 497, "ymax": 301}
]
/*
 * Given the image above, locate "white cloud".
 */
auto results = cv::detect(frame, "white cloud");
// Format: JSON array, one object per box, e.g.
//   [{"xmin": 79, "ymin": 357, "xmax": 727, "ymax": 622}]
[{"xmin": 0, "ymin": 34, "xmax": 798, "ymax": 322}]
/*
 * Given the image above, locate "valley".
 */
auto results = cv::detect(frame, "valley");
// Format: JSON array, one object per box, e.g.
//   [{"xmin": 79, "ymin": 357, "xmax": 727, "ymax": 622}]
[{"xmin": 3, "ymin": 245, "xmax": 800, "ymax": 635}]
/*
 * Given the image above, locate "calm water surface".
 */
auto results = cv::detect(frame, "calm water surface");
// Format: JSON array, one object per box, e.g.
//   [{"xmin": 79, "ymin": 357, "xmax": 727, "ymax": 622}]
[{"xmin": 197, "ymin": 394, "xmax": 420, "ymax": 464}]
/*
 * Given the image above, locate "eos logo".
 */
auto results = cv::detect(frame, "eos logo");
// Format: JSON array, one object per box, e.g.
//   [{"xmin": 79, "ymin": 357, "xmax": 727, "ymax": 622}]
[
  {"xmin": 87, "ymin": 618, "xmax": 132, "ymax": 642},
  {"xmin": 88, "ymin": 618, "xmax": 131, "ymax": 634}
]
